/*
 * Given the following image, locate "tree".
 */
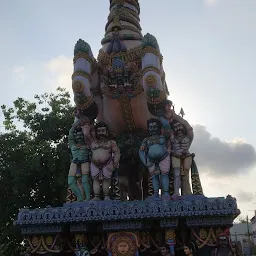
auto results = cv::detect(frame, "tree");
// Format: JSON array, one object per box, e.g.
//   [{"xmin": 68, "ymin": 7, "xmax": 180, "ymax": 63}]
[{"xmin": 0, "ymin": 87, "xmax": 74, "ymax": 256}]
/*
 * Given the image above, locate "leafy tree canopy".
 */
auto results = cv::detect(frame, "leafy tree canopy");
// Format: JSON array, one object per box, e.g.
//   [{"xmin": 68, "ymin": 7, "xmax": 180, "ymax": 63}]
[{"xmin": 0, "ymin": 87, "xmax": 74, "ymax": 256}]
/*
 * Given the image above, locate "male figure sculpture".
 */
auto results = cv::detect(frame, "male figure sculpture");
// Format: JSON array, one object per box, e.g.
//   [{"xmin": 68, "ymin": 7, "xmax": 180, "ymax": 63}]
[
  {"xmin": 171, "ymin": 114, "xmax": 194, "ymax": 196},
  {"xmin": 212, "ymin": 231, "xmax": 234, "ymax": 256},
  {"xmin": 68, "ymin": 118, "xmax": 91, "ymax": 201},
  {"xmin": 84, "ymin": 122, "xmax": 120, "ymax": 200},
  {"xmin": 139, "ymin": 119, "xmax": 170, "ymax": 199},
  {"xmin": 158, "ymin": 101, "xmax": 194, "ymax": 196}
]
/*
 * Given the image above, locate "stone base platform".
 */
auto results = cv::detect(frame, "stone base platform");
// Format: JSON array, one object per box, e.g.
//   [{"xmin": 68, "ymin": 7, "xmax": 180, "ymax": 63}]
[{"xmin": 15, "ymin": 195, "xmax": 240, "ymax": 255}]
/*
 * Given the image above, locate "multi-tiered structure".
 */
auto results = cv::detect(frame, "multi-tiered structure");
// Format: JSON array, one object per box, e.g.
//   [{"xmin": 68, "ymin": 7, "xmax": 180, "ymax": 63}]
[{"xmin": 15, "ymin": 1, "xmax": 240, "ymax": 256}]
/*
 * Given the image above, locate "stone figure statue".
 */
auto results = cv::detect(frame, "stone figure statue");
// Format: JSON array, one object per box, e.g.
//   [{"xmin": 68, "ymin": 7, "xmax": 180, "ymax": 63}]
[
  {"xmin": 212, "ymin": 231, "xmax": 234, "ymax": 256},
  {"xmin": 183, "ymin": 242, "xmax": 198, "ymax": 256},
  {"xmin": 159, "ymin": 105, "xmax": 194, "ymax": 197},
  {"xmin": 68, "ymin": 117, "xmax": 91, "ymax": 201},
  {"xmin": 170, "ymin": 114, "xmax": 194, "ymax": 196},
  {"xmin": 83, "ymin": 122, "xmax": 121, "ymax": 200},
  {"xmin": 139, "ymin": 118, "xmax": 170, "ymax": 200}
]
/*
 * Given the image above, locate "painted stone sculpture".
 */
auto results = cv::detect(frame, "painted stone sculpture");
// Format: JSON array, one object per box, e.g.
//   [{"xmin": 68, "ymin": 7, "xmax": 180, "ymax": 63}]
[
  {"xmin": 139, "ymin": 118, "xmax": 170, "ymax": 199},
  {"xmin": 212, "ymin": 231, "xmax": 234, "ymax": 256},
  {"xmin": 107, "ymin": 232, "xmax": 140, "ymax": 256},
  {"xmin": 159, "ymin": 106, "xmax": 194, "ymax": 197},
  {"xmin": 68, "ymin": 117, "xmax": 91, "ymax": 201},
  {"xmin": 83, "ymin": 122, "xmax": 121, "ymax": 200},
  {"xmin": 71, "ymin": 0, "xmax": 169, "ymax": 137},
  {"xmin": 170, "ymin": 114, "xmax": 194, "ymax": 196}
]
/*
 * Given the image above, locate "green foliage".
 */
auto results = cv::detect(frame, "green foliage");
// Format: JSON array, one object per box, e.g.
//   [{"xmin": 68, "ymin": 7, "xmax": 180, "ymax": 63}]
[{"xmin": 0, "ymin": 87, "xmax": 74, "ymax": 256}]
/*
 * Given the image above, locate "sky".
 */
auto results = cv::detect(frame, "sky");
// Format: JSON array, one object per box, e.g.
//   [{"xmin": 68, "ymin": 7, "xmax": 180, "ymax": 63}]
[{"xmin": 0, "ymin": 0, "xmax": 255, "ymax": 218}]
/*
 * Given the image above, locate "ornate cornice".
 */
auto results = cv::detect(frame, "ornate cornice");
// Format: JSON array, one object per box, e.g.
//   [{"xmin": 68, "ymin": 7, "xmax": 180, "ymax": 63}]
[
  {"xmin": 73, "ymin": 52, "xmax": 94, "ymax": 64},
  {"xmin": 72, "ymin": 71, "xmax": 91, "ymax": 82},
  {"xmin": 97, "ymin": 46, "xmax": 142, "ymax": 66},
  {"xmin": 15, "ymin": 196, "xmax": 240, "ymax": 227}
]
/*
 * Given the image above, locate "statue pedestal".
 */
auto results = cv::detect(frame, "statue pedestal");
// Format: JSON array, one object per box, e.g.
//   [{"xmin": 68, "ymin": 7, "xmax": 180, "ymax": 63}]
[{"xmin": 15, "ymin": 195, "xmax": 240, "ymax": 255}]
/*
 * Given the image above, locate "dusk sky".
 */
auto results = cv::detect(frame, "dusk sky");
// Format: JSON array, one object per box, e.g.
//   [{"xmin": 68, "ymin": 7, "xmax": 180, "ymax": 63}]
[{"xmin": 0, "ymin": 0, "xmax": 255, "ymax": 218}]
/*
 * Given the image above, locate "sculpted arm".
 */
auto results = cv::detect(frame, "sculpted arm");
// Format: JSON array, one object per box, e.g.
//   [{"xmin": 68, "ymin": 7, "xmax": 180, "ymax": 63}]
[
  {"xmin": 139, "ymin": 138, "xmax": 147, "ymax": 166},
  {"xmin": 82, "ymin": 123, "xmax": 94, "ymax": 145},
  {"xmin": 68, "ymin": 127, "xmax": 76, "ymax": 148},
  {"xmin": 111, "ymin": 140, "xmax": 121, "ymax": 167}
]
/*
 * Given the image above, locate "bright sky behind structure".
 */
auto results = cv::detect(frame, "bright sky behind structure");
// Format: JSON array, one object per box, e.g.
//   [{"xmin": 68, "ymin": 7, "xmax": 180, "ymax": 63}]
[{"xmin": 0, "ymin": 0, "xmax": 255, "ymax": 219}]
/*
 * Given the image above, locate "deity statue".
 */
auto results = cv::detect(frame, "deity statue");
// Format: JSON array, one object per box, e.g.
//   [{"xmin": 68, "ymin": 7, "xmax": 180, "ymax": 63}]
[
  {"xmin": 83, "ymin": 122, "xmax": 121, "ymax": 200},
  {"xmin": 158, "ymin": 104, "xmax": 194, "ymax": 197},
  {"xmin": 139, "ymin": 118, "xmax": 170, "ymax": 200},
  {"xmin": 68, "ymin": 117, "xmax": 91, "ymax": 201},
  {"xmin": 212, "ymin": 231, "xmax": 234, "ymax": 256},
  {"xmin": 183, "ymin": 242, "xmax": 198, "ymax": 256},
  {"xmin": 107, "ymin": 232, "xmax": 140, "ymax": 256},
  {"xmin": 171, "ymin": 114, "xmax": 194, "ymax": 196}
]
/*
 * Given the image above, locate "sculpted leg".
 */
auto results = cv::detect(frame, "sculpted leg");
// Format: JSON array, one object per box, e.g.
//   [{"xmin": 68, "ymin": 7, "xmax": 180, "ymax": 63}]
[
  {"xmin": 92, "ymin": 178, "xmax": 101, "ymax": 200},
  {"xmin": 172, "ymin": 156, "xmax": 181, "ymax": 196},
  {"xmin": 91, "ymin": 163, "xmax": 101, "ymax": 200},
  {"xmin": 148, "ymin": 165, "xmax": 159, "ymax": 197},
  {"xmin": 181, "ymin": 156, "xmax": 192, "ymax": 195},
  {"xmin": 159, "ymin": 155, "xmax": 170, "ymax": 198},
  {"xmin": 102, "ymin": 179, "xmax": 111, "ymax": 200},
  {"xmin": 68, "ymin": 163, "xmax": 83, "ymax": 201},
  {"xmin": 152, "ymin": 175, "xmax": 160, "ymax": 197},
  {"xmin": 81, "ymin": 163, "xmax": 91, "ymax": 201}
]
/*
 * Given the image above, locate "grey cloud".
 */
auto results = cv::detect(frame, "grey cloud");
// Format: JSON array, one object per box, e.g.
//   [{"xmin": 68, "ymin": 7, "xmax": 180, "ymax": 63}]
[
  {"xmin": 191, "ymin": 125, "xmax": 256, "ymax": 177},
  {"xmin": 235, "ymin": 191, "xmax": 254, "ymax": 203}
]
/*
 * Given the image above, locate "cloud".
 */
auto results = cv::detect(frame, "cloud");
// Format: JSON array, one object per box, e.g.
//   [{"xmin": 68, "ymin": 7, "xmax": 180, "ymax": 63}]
[
  {"xmin": 204, "ymin": 0, "xmax": 218, "ymax": 6},
  {"xmin": 44, "ymin": 55, "xmax": 73, "ymax": 92},
  {"xmin": 191, "ymin": 125, "xmax": 256, "ymax": 177},
  {"xmin": 13, "ymin": 66, "xmax": 25, "ymax": 83},
  {"xmin": 235, "ymin": 191, "xmax": 254, "ymax": 203}
]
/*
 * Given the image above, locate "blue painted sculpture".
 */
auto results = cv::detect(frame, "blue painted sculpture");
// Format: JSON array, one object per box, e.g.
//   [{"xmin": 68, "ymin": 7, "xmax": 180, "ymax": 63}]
[
  {"xmin": 68, "ymin": 117, "xmax": 91, "ymax": 201},
  {"xmin": 139, "ymin": 118, "xmax": 170, "ymax": 200}
]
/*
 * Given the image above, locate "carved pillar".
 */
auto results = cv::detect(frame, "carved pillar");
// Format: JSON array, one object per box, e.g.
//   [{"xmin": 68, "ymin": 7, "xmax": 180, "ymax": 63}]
[
  {"xmin": 141, "ymin": 34, "xmax": 168, "ymax": 115},
  {"xmin": 72, "ymin": 39, "xmax": 98, "ymax": 120}
]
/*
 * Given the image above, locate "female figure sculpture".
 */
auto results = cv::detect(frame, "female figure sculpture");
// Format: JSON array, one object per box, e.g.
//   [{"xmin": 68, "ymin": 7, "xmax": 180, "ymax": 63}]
[
  {"xmin": 139, "ymin": 118, "xmax": 170, "ymax": 199},
  {"xmin": 68, "ymin": 117, "xmax": 91, "ymax": 201}
]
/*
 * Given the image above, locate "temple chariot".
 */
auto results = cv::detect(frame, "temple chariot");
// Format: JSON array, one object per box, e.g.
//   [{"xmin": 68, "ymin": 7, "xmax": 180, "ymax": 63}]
[{"xmin": 15, "ymin": 1, "xmax": 240, "ymax": 255}]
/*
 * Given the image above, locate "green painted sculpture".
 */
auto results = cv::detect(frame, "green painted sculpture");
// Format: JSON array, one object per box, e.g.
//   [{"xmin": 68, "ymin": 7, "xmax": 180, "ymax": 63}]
[{"xmin": 68, "ymin": 117, "xmax": 91, "ymax": 201}]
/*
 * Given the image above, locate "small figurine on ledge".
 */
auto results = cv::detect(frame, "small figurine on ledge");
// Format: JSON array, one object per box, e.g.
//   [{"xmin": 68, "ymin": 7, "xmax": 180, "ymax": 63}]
[
  {"xmin": 139, "ymin": 118, "xmax": 170, "ymax": 200},
  {"xmin": 68, "ymin": 117, "xmax": 91, "ymax": 201},
  {"xmin": 83, "ymin": 122, "xmax": 121, "ymax": 200}
]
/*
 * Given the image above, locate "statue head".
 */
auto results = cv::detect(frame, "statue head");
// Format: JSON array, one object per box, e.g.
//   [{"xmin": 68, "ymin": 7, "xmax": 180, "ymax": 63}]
[
  {"xmin": 171, "ymin": 119, "xmax": 185, "ymax": 136},
  {"xmin": 217, "ymin": 229, "xmax": 231, "ymax": 248},
  {"xmin": 163, "ymin": 99, "xmax": 173, "ymax": 112},
  {"xmin": 147, "ymin": 118, "xmax": 161, "ymax": 135},
  {"xmin": 218, "ymin": 234, "xmax": 229, "ymax": 248},
  {"xmin": 159, "ymin": 244, "xmax": 170, "ymax": 256},
  {"xmin": 117, "ymin": 240, "xmax": 130, "ymax": 255},
  {"xmin": 73, "ymin": 107, "xmax": 81, "ymax": 118},
  {"xmin": 95, "ymin": 122, "xmax": 109, "ymax": 139},
  {"xmin": 183, "ymin": 241, "xmax": 198, "ymax": 255}
]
